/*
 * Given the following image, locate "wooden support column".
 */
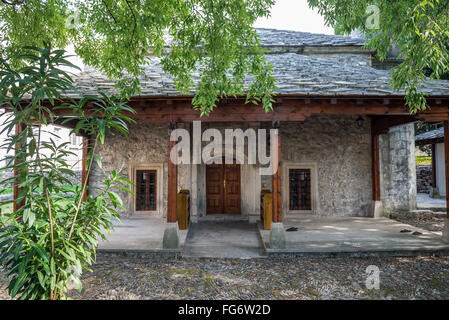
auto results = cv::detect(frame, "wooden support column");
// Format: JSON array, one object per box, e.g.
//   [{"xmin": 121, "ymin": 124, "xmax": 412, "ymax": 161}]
[
  {"xmin": 167, "ymin": 122, "xmax": 178, "ymax": 223},
  {"xmin": 444, "ymin": 121, "xmax": 449, "ymax": 219},
  {"xmin": 272, "ymin": 122, "xmax": 282, "ymax": 223},
  {"xmin": 81, "ymin": 136, "xmax": 89, "ymax": 202},
  {"xmin": 13, "ymin": 123, "xmax": 26, "ymax": 213},
  {"xmin": 372, "ymin": 133, "xmax": 381, "ymax": 201}
]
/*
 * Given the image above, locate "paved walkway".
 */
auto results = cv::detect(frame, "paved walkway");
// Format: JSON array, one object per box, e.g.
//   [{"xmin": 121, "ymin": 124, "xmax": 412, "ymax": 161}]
[
  {"xmin": 182, "ymin": 222, "xmax": 264, "ymax": 258},
  {"xmin": 417, "ymin": 193, "xmax": 446, "ymax": 211},
  {"xmin": 98, "ymin": 217, "xmax": 188, "ymax": 252},
  {"xmin": 97, "ymin": 215, "xmax": 449, "ymax": 258},
  {"xmin": 259, "ymin": 216, "xmax": 449, "ymax": 256}
]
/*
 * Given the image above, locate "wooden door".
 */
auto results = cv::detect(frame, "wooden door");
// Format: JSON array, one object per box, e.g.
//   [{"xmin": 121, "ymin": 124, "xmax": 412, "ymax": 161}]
[
  {"xmin": 206, "ymin": 163, "xmax": 241, "ymax": 214},
  {"xmin": 206, "ymin": 164, "xmax": 224, "ymax": 214},
  {"xmin": 223, "ymin": 163, "xmax": 241, "ymax": 214}
]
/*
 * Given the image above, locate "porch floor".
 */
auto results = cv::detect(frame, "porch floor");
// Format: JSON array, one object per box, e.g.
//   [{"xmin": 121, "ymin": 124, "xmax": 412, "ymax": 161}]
[
  {"xmin": 259, "ymin": 216, "xmax": 449, "ymax": 256},
  {"xmin": 98, "ymin": 215, "xmax": 449, "ymax": 258},
  {"xmin": 98, "ymin": 217, "xmax": 188, "ymax": 252},
  {"xmin": 417, "ymin": 193, "xmax": 446, "ymax": 211},
  {"xmin": 182, "ymin": 222, "xmax": 264, "ymax": 258}
]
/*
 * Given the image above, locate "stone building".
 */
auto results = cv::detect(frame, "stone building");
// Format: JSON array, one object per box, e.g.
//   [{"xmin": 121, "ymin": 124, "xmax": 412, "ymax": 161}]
[
  {"xmin": 415, "ymin": 127, "xmax": 446, "ymax": 197},
  {"xmin": 11, "ymin": 29, "xmax": 449, "ymax": 247},
  {"xmin": 0, "ymin": 113, "xmax": 83, "ymax": 171}
]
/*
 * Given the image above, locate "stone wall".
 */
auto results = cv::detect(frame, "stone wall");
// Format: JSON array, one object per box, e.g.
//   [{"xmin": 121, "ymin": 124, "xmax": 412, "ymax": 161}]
[
  {"xmin": 90, "ymin": 122, "xmax": 168, "ymax": 217},
  {"xmin": 90, "ymin": 116, "xmax": 417, "ymax": 219},
  {"xmin": 416, "ymin": 165, "xmax": 432, "ymax": 194},
  {"xmin": 280, "ymin": 115, "xmax": 373, "ymax": 217},
  {"xmin": 379, "ymin": 124, "xmax": 417, "ymax": 213}
]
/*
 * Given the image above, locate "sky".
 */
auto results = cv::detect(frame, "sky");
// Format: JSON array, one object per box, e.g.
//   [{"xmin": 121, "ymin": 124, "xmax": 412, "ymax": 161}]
[{"xmin": 254, "ymin": 0, "xmax": 333, "ymax": 34}]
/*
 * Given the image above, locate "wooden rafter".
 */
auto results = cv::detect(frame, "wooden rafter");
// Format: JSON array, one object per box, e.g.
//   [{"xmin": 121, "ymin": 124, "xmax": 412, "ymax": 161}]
[{"xmin": 7, "ymin": 95, "xmax": 449, "ymax": 129}]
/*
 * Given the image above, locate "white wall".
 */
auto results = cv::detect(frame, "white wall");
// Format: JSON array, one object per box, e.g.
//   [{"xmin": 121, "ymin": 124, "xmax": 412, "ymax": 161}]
[
  {"xmin": 436, "ymin": 142, "xmax": 446, "ymax": 196},
  {"xmin": 0, "ymin": 112, "xmax": 83, "ymax": 171}
]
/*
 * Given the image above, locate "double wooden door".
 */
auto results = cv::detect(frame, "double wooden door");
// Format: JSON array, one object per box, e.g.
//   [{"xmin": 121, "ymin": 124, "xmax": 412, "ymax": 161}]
[{"xmin": 206, "ymin": 163, "xmax": 241, "ymax": 214}]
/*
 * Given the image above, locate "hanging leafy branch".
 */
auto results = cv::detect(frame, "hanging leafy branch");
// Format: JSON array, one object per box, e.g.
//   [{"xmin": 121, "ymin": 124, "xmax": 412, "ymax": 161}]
[
  {"xmin": 308, "ymin": 0, "xmax": 449, "ymax": 113},
  {"xmin": 0, "ymin": 45, "xmax": 135, "ymax": 299},
  {"xmin": 0, "ymin": 0, "xmax": 276, "ymax": 115}
]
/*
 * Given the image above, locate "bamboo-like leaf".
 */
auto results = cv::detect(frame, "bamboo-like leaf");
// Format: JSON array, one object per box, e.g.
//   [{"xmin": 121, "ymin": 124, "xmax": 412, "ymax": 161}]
[{"xmin": 32, "ymin": 243, "xmax": 49, "ymax": 263}]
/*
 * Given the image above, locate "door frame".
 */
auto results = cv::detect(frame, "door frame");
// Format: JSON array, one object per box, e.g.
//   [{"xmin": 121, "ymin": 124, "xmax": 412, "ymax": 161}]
[{"xmin": 128, "ymin": 162, "xmax": 164, "ymax": 217}]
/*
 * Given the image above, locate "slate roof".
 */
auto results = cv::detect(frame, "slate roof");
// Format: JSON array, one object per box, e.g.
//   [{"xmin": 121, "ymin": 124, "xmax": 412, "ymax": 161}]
[
  {"xmin": 68, "ymin": 53, "xmax": 449, "ymax": 98},
  {"xmin": 256, "ymin": 28, "xmax": 366, "ymax": 47},
  {"xmin": 415, "ymin": 127, "xmax": 444, "ymax": 142}
]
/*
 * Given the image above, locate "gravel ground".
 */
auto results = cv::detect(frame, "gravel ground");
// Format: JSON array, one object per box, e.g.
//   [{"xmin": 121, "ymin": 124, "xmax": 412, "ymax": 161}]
[
  {"xmin": 1, "ymin": 218, "xmax": 448, "ymax": 300},
  {"xmin": 393, "ymin": 216, "xmax": 445, "ymax": 232},
  {"xmin": 2, "ymin": 253, "xmax": 448, "ymax": 300}
]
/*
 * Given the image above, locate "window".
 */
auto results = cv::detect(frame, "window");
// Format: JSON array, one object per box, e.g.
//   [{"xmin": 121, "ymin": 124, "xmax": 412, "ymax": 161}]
[
  {"xmin": 129, "ymin": 163, "xmax": 163, "ymax": 216},
  {"xmin": 289, "ymin": 169, "xmax": 311, "ymax": 211},
  {"xmin": 136, "ymin": 170, "xmax": 157, "ymax": 211}
]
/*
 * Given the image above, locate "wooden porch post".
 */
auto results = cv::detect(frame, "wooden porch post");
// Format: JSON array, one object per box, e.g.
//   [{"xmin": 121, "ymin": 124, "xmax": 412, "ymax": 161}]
[
  {"xmin": 372, "ymin": 134, "xmax": 381, "ymax": 201},
  {"xmin": 269, "ymin": 121, "xmax": 286, "ymax": 249},
  {"xmin": 163, "ymin": 121, "xmax": 180, "ymax": 249},
  {"xmin": 167, "ymin": 122, "xmax": 178, "ymax": 223},
  {"xmin": 370, "ymin": 118, "xmax": 384, "ymax": 218},
  {"xmin": 13, "ymin": 123, "xmax": 26, "ymax": 213},
  {"xmin": 81, "ymin": 136, "xmax": 89, "ymax": 202},
  {"xmin": 272, "ymin": 122, "xmax": 282, "ymax": 223}
]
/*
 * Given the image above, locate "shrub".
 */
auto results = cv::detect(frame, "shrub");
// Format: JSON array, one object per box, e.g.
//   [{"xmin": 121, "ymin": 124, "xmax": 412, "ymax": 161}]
[{"xmin": 0, "ymin": 45, "xmax": 135, "ymax": 299}]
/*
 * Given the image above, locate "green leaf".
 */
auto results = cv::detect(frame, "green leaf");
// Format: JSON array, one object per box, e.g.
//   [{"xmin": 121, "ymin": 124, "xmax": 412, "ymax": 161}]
[{"xmin": 32, "ymin": 243, "xmax": 50, "ymax": 263}]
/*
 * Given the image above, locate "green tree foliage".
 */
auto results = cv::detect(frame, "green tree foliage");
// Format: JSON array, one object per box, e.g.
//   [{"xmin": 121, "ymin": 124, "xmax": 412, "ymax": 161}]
[
  {"xmin": 0, "ymin": 0, "xmax": 276, "ymax": 115},
  {"xmin": 0, "ymin": 45, "xmax": 134, "ymax": 299},
  {"xmin": 308, "ymin": 0, "xmax": 449, "ymax": 113}
]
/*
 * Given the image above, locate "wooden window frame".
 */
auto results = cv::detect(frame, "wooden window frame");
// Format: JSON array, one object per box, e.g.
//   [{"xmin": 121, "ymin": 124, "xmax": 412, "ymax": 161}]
[
  {"xmin": 128, "ymin": 163, "xmax": 164, "ymax": 217},
  {"xmin": 136, "ymin": 169, "xmax": 157, "ymax": 211},
  {"xmin": 282, "ymin": 162, "xmax": 319, "ymax": 215},
  {"xmin": 288, "ymin": 168, "xmax": 312, "ymax": 211}
]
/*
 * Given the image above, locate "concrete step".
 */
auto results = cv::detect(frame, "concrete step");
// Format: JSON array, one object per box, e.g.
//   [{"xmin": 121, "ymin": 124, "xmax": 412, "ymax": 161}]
[
  {"xmin": 417, "ymin": 207, "xmax": 446, "ymax": 213},
  {"xmin": 391, "ymin": 210, "xmax": 446, "ymax": 219}
]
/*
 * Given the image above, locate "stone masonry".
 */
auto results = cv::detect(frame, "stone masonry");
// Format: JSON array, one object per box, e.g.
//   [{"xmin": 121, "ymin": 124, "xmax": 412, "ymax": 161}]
[
  {"xmin": 280, "ymin": 115, "xmax": 372, "ymax": 217},
  {"xmin": 90, "ymin": 116, "xmax": 417, "ymax": 219},
  {"xmin": 90, "ymin": 122, "xmax": 169, "ymax": 217},
  {"xmin": 416, "ymin": 165, "xmax": 432, "ymax": 194},
  {"xmin": 380, "ymin": 123, "xmax": 417, "ymax": 214}
]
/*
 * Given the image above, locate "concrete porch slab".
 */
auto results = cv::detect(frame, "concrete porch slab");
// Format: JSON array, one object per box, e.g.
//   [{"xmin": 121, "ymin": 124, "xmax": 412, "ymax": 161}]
[
  {"xmin": 98, "ymin": 217, "xmax": 188, "ymax": 254},
  {"xmin": 259, "ymin": 216, "xmax": 449, "ymax": 258},
  {"xmin": 182, "ymin": 222, "xmax": 265, "ymax": 258},
  {"xmin": 417, "ymin": 193, "xmax": 446, "ymax": 211},
  {"xmin": 97, "ymin": 215, "xmax": 449, "ymax": 259}
]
